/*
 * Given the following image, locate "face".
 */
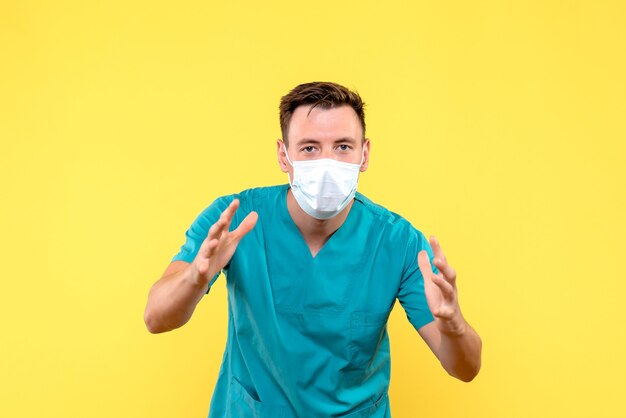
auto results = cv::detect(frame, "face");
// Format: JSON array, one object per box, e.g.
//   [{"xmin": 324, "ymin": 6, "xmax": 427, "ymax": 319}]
[{"xmin": 277, "ymin": 105, "xmax": 370, "ymax": 178}]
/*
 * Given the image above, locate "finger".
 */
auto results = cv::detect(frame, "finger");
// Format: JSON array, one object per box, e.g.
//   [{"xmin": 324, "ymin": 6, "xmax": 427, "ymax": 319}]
[
  {"xmin": 196, "ymin": 254, "xmax": 209, "ymax": 275},
  {"xmin": 433, "ymin": 304, "xmax": 455, "ymax": 320},
  {"xmin": 208, "ymin": 201, "xmax": 238, "ymax": 241},
  {"xmin": 431, "ymin": 273, "xmax": 456, "ymax": 302},
  {"xmin": 417, "ymin": 250, "xmax": 434, "ymax": 279},
  {"xmin": 197, "ymin": 237, "xmax": 210, "ymax": 258},
  {"xmin": 433, "ymin": 257, "xmax": 457, "ymax": 285},
  {"xmin": 205, "ymin": 238, "xmax": 219, "ymax": 258},
  {"xmin": 430, "ymin": 236, "xmax": 456, "ymax": 283},
  {"xmin": 196, "ymin": 239, "xmax": 218, "ymax": 275},
  {"xmin": 206, "ymin": 199, "xmax": 239, "ymax": 238},
  {"xmin": 231, "ymin": 211, "xmax": 258, "ymax": 241},
  {"xmin": 221, "ymin": 199, "xmax": 244, "ymax": 237},
  {"xmin": 207, "ymin": 217, "xmax": 226, "ymax": 242},
  {"xmin": 221, "ymin": 199, "xmax": 240, "ymax": 226},
  {"xmin": 429, "ymin": 235, "xmax": 446, "ymax": 264}
]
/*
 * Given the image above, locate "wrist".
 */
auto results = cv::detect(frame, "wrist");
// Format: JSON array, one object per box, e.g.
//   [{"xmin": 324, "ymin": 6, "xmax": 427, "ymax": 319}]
[{"xmin": 437, "ymin": 313, "xmax": 468, "ymax": 337}]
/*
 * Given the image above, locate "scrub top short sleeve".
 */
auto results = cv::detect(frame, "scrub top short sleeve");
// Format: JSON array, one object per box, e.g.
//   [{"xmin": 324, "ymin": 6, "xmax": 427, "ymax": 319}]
[{"xmin": 170, "ymin": 194, "xmax": 236, "ymax": 293}]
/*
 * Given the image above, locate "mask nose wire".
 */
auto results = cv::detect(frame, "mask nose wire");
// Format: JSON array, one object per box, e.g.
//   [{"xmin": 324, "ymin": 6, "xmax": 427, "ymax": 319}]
[{"xmin": 284, "ymin": 144, "xmax": 365, "ymax": 167}]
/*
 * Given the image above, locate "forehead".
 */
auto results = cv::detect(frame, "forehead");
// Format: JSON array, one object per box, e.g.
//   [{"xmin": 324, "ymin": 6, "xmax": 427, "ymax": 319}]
[{"xmin": 288, "ymin": 105, "xmax": 362, "ymax": 141}]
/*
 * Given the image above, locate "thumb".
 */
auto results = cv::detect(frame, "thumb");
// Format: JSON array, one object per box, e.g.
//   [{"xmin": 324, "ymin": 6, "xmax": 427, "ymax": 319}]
[
  {"xmin": 231, "ymin": 211, "xmax": 258, "ymax": 241},
  {"xmin": 417, "ymin": 250, "xmax": 433, "ymax": 279}
]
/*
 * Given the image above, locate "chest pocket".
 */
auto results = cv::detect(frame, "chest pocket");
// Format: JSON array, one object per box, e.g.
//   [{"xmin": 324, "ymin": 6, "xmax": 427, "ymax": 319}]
[{"xmin": 348, "ymin": 308, "xmax": 393, "ymax": 370}]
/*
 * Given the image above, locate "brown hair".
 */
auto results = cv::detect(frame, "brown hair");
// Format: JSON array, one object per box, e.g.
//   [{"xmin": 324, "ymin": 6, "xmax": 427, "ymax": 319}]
[{"xmin": 279, "ymin": 81, "xmax": 366, "ymax": 145}]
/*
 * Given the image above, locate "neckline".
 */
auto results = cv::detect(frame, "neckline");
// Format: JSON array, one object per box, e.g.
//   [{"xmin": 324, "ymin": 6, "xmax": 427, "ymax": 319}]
[{"xmin": 279, "ymin": 185, "xmax": 359, "ymax": 260}]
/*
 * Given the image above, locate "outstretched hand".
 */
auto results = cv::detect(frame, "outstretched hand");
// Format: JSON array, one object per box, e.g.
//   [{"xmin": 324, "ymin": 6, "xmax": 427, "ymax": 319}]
[
  {"xmin": 417, "ymin": 236, "xmax": 467, "ymax": 336},
  {"xmin": 191, "ymin": 199, "xmax": 258, "ymax": 285}
]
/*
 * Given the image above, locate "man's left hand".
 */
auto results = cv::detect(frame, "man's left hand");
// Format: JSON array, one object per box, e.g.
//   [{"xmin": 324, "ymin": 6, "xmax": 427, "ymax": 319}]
[{"xmin": 418, "ymin": 236, "xmax": 467, "ymax": 337}]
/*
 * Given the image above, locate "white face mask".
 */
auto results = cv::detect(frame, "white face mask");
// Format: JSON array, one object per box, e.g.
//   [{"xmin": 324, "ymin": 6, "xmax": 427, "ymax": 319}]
[{"xmin": 284, "ymin": 146, "xmax": 364, "ymax": 220}]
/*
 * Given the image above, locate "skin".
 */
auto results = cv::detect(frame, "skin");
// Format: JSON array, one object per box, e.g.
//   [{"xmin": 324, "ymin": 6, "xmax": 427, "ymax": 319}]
[{"xmin": 144, "ymin": 103, "xmax": 481, "ymax": 382}]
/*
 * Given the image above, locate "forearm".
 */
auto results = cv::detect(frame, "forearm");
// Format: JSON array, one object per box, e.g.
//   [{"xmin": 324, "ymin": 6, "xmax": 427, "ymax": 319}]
[
  {"xmin": 436, "ymin": 318, "xmax": 482, "ymax": 382},
  {"xmin": 144, "ymin": 266, "xmax": 209, "ymax": 334}
]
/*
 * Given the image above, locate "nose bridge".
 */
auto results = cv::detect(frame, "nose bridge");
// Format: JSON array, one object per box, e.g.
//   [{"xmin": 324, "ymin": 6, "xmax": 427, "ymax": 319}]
[{"xmin": 320, "ymin": 140, "xmax": 337, "ymax": 159}]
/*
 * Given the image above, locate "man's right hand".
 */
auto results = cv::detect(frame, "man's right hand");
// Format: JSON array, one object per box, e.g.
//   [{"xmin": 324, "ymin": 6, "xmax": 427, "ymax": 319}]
[
  {"xmin": 189, "ymin": 198, "xmax": 258, "ymax": 286},
  {"xmin": 144, "ymin": 198, "xmax": 257, "ymax": 333}
]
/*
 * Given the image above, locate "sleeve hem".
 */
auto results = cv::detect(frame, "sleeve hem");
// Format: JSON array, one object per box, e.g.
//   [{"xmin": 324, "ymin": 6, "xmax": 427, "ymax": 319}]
[
  {"xmin": 412, "ymin": 313, "xmax": 435, "ymax": 331},
  {"xmin": 171, "ymin": 253, "xmax": 195, "ymax": 263}
]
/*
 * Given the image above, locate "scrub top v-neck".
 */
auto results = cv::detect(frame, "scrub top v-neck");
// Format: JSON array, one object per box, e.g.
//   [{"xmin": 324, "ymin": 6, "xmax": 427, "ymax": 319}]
[
  {"xmin": 279, "ymin": 187, "xmax": 354, "ymax": 260},
  {"xmin": 171, "ymin": 184, "xmax": 437, "ymax": 418}
]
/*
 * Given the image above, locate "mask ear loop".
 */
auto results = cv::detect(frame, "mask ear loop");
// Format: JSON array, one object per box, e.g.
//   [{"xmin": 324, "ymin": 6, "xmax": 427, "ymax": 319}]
[
  {"xmin": 283, "ymin": 144, "xmax": 294, "ymax": 167},
  {"xmin": 358, "ymin": 145, "xmax": 366, "ymax": 168},
  {"xmin": 283, "ymin": 144, "xmax": 295, "ymax": 186}
]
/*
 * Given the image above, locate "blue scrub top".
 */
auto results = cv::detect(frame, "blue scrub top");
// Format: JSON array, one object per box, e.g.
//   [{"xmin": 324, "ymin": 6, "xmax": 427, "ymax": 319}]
[{"xmin": 171, "ymin": 184, "xmax": 438, "ymax": 418}]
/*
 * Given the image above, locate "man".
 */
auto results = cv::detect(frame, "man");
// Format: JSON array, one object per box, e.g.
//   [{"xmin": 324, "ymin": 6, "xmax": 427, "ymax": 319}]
[{"xmin": 144, "ymin": 82, "xmax": 482, "ymax": 417}]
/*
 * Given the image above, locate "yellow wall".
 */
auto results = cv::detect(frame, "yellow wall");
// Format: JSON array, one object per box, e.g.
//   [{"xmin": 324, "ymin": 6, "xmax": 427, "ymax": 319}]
[{"xmin": 1, "ymin": 1, "xmax": 624, "ymax": 417}]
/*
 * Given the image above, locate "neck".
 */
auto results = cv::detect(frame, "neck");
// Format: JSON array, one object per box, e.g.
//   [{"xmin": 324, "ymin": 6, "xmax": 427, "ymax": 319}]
[{"xmin": 286, "ymin": 188, "xmax": 353, "ymax": 244}]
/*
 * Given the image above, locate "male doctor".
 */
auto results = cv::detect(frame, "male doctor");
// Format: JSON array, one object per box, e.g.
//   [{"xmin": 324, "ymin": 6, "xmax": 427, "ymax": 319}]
[{"xmin": 144, "ymin": 81, "xmax": 482, "ymax": 417}]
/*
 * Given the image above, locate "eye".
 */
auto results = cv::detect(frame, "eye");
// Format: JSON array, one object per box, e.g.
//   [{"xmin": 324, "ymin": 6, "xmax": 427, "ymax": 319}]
[
  {"xmin": 337, "ymin": 144, "xmax": 351, "ymax": 151},
  {"xmin": 302, "ymin": 146, "xmax": 315, "ymax": 153}
]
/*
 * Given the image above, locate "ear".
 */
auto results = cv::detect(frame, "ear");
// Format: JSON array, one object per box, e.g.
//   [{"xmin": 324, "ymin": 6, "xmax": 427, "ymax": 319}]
[
  {"xmin": 277, "ymin": 139, "xmax": 289, "ymax": 173},
  {"xmin": 360, "ymin": 138, "xmax": 371, "ymax": 172}
]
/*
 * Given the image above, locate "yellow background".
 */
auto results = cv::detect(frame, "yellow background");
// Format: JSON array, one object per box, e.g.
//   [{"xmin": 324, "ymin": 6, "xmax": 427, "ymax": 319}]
[{"xmin": 1, "ymin": 1, "xmax": 625, "ymax": 417}]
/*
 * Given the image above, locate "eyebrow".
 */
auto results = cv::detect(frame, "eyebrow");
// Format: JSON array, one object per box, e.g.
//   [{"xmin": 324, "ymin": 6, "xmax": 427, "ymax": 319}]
[{"xmin": 294, "ymin": 137, "xmax": 359, "ymax": 146}]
